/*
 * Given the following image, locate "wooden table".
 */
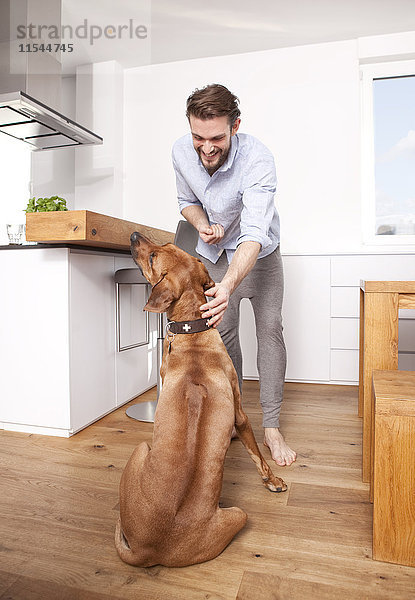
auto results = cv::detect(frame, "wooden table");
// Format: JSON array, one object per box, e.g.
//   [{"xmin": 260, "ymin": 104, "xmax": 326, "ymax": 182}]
[
  {"xmin": 371, "ymin": 370, "xmax": 415, "ymax": 567},
  {"xmin": 359, "ymin": 280, "xmax": 415, "ymax": 482}
]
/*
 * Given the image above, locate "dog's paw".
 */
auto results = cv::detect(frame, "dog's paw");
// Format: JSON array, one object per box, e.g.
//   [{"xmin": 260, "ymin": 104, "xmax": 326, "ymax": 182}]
[{"xmin": 262, "ymin": 476, "xmax": 287, "ymax": 493}]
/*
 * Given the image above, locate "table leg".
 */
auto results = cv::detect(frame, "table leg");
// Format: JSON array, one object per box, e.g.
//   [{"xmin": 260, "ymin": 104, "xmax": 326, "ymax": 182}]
[
  {"xmin": 362, "ymin": 292, "xmax": 399, "ymax": 482},
  {"xmin": 370, "ymin": 380, "xmax": 376, "ymax": 503}
]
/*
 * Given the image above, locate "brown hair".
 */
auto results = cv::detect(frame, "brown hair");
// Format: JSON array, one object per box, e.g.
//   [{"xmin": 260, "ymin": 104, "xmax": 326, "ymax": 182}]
[{"xmin": 186, "ymin": 84, "xmax": 241, "ymax": 127}]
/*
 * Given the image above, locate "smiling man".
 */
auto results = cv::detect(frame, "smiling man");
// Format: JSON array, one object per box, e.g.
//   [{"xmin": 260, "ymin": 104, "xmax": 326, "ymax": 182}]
[{"xmin": 171, "ymin": 84, "xmax": 296, "ymax": 467}]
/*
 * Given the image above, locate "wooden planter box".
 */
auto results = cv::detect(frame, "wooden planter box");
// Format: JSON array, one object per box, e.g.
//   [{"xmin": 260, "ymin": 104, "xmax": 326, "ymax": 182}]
[{"xmin": 26, "ymin": 210, "xmax": 174, "ymax": 250}]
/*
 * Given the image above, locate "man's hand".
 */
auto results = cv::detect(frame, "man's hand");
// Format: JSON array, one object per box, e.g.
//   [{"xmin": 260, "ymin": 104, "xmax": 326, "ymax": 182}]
[
  {"xmin": 199, "ymin": 241, "xmax": 261, "ymax": 327},
  {"xmin": 199, "ymin": 223, "xmax": 224, "ymax": 245},
  {"xmin": 180, "ymin": 206, "xmax": 224, "ymax": 245},
  {"xmin": 200, "ymin": 281, "xmax": 231, "ymax": 327}
]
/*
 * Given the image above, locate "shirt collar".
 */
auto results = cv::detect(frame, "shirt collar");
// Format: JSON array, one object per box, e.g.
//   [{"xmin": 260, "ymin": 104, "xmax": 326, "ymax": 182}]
[{"xmin": 217, "ymin": 134, "xmax": 239, "ymax": 173}]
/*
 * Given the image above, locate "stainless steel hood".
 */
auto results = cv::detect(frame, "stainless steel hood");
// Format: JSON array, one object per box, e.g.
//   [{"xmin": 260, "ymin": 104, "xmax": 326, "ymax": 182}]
[
  {"xmin": 0, "ymin": 90, "xmax": 103, "ymax": 150},
  {"xmin": 0, "ymin": 0, "xmax": 103, "ymax": 150}
]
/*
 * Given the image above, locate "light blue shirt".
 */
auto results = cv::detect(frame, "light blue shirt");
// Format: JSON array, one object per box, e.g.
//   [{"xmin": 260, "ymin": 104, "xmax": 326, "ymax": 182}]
[{"xmin": 172, "ymin": 132, "xmax": 280, "ymax": 264}]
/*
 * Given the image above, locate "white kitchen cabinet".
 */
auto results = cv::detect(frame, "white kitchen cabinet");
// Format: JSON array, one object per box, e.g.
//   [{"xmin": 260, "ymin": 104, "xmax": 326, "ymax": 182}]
[
  {"xmin": 240, "ymin": 251, "xmax": 415, "ymax": 385},
  {"xmin": 240, "ymin": 255, "xmax": 331, "ymax": 383},
  {"xmin": 282, "ymin": 255, "xmax": 331, "ymax": 382},
  {"xmin": 0, "ymin": 247, "xmax": 157, "ymax": 436},
  {"xmin": 3, "ymin": 248, "xmax": 414, "ymax": 430},
  {"xmin": 330, "ymin": 252, "xmax": 415, "ymax": 383},
  {"xmin": 0, "ymin": 248, "xmax": 71, "ymax": 432},
  {"xmin": 69, "ymin": 252, "xmax": 117, "ymax": 432}
]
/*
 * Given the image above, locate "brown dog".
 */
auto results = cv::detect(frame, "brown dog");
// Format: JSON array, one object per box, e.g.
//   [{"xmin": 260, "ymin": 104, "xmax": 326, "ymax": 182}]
[{"xmin": 115, "ymin": 232, "xmax": 287, "ymax": 568}]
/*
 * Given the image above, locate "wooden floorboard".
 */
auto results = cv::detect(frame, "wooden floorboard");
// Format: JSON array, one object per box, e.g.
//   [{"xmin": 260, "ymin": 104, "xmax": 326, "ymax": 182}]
[{"xmin": 0, "ymin": 381, "xmax": 413, "ymax": 600}]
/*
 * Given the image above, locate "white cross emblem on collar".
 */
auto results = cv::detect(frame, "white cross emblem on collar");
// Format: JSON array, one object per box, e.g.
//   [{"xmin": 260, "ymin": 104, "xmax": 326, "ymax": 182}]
[{"xmin": 182, "ymin": 324, "xmax": 192, "ymax": 332}]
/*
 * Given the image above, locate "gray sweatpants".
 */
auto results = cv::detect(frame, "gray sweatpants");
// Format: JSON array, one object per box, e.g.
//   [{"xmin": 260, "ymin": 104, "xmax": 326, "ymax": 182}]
[{"xmin": 199, "ymin": 247, "xmax": 286, "ymax": 428}]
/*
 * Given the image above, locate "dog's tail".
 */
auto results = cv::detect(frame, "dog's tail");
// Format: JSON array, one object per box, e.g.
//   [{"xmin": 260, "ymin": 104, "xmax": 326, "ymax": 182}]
[{"xmin": 115, "ymin": 518, "xmax": 139, "ymax": 566}]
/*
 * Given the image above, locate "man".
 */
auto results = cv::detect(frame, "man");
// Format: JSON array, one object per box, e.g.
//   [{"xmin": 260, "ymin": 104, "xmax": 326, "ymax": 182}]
[{"xmin": 172, "ymin": 84, "xmax": 296, "ymax": 467}]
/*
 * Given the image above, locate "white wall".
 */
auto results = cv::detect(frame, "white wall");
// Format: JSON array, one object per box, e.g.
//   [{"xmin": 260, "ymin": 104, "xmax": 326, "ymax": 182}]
[
  {"xmin": 123, "ymin": 32, "xmax": 415, "ymax": 253},
  {"xmin": 123, "ymin": 40, "xmax": 363, "ymax": 251},
  {"xmin": 0, "ymin": 133, "xmax": 31, "ymax": 244},
  {"xmin": 30, "ymin": 62, "xmax": 125, "ymax": 219},
  {"xmin": 2, "ymin": 30, "xmax": 414, "ymax": 252},
  {"xmin": 31, "ymin": 76, "xmax": 77, "ymax": 210},
  {"xmin": 75, "ymin": 61, "xmax": 124, "ymax": 217}
]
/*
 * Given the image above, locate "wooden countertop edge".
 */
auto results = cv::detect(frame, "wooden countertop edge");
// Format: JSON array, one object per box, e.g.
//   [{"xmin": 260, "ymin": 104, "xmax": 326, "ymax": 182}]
[
  {"xmin": 360, "ymin": 280, "xmax": 415, "ymax": 293},
  {"xmin": 26, "ymin": 210, "xmax": 175, "ymax": 249}
]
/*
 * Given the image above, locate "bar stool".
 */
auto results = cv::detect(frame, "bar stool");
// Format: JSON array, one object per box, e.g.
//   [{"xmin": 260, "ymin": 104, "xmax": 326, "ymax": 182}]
[
  {"xmin": 115, "ymin": 220, "xmax": 199, "ymax": 423},
  {"xmin": 114, "ymin": 267, "xmax": 159, "ymax": 422}
]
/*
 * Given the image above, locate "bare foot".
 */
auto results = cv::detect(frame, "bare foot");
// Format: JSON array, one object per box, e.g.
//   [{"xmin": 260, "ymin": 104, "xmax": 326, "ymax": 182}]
[{"xmin": 263, "ymin": 428, "xmax": 297, "ymax": 466}]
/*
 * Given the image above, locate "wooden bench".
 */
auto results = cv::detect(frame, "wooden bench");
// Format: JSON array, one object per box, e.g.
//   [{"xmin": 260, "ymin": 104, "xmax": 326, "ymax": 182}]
[{"xmin": 371, "ymin": 370, "xmax": 415, "ymax": 567}]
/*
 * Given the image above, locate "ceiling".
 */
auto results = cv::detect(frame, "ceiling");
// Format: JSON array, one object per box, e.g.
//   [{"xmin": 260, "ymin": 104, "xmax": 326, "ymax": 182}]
[{"xmin": 61, "ymin": 0, "xmax": 415, "ymax": 74}]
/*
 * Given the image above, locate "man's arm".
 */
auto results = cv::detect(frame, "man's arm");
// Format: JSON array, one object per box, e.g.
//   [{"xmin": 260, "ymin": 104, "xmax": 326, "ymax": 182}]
[
  {"xmin": 200, "ymin": 240, "xmax": 261, "ymax": 327},
  {"xmin": 181, "ymin": 205, "xmax": 224, "ymax": 245},
  {"xmin": 173, "ymin": 151, "xmax": 224, "ymax": 243},
  {"xmin": 199, "ymin": 150, "xmax": 278, "ymax": 327}
]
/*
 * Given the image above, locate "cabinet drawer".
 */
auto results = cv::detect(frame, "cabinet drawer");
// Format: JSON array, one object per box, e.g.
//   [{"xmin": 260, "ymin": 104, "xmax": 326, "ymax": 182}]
[
  {"xmin": 331, "ymin": 287, "xmax": 360, "ymax": 317},
  {"xmin": 331, "ymin": 255, "xmax": 415, "ymax": 286},
  {"xmin": 331, "ymin": 317, "xmax": 359, "ymax": 349},
  {"xmin": 330, "ymin": 349, "xmax": 359, "ymax": 382}
]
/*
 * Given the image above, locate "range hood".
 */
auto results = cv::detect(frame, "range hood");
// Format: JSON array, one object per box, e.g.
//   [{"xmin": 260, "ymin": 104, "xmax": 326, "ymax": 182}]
[
  {"xmin": 0, "ymin": 0, "xmax": 103, "ymax": 150},
  {"xmin": 0, "ymin": 90, "xmax": 103, "ymax": 150}
]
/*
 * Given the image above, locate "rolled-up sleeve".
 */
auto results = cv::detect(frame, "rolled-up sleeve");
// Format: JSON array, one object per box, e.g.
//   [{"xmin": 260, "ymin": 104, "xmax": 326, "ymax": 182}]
[
  {"xmin": 237, "ymin": 154, "xmax": 277, "ymax": 250},
  {"xmin": 172, "ymin": 152, "xmax": 203, "ymax": 214}
]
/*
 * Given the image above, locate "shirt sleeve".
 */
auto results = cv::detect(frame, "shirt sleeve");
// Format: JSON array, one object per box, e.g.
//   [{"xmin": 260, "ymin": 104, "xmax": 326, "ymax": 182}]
[
  {"xmin": 237, "ymin": 153, "xmax": 277, "ymax": 250},
  {"xmin": 172, "ymin": 149, "xmax": 203, "ymax": 214}
]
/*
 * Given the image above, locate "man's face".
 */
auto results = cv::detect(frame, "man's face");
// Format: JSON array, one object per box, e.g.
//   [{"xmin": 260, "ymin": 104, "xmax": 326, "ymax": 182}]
[{"xmin": 189, "ymin": 115, "xmax": 240, "ymax": 175}]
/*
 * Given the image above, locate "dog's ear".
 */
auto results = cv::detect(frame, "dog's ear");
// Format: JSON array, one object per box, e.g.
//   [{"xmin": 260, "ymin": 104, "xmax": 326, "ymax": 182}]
[
  {"xmin": 196, "ymin": 259, "xmax": 215, "ymax": 291},
  {"xmin": 202, "ymin": 267, "xmax": 215, "ymax": 291},
  {"xmin": 144, "ymin": 278, "xmax": 175, "ymax": 313},
  {"xmin": 203, "ymin": 277, "xmax": 215, "ymax": 291}
]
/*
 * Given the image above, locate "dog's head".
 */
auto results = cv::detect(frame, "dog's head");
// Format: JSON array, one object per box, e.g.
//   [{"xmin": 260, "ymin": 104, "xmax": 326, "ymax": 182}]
[{"xmin": 130, "ymin": 232, "xmax": 214, "ymax": 313}]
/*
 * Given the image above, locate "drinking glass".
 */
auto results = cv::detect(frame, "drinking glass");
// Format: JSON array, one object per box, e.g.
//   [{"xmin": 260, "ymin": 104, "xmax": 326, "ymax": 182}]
[{"xmin": 6, "ymin": 224, "xmax": 24, "ymax": 244}]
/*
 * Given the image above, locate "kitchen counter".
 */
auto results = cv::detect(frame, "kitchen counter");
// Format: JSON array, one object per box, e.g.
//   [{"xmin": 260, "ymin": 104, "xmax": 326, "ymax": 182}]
[
  {"xmin": 0, "ymin": 243, "xmax": 157, "ymax": 437},
  {"xmin": 0, "ymin": 243, "xmax": 131, "ymax": 254},
  {"xmin": 1, "ymin": 212, "xmax": 172, "ymax": 437},
  {"xmin": 25, "ymin": 210, "xmax": 175, "ymax": 250}
]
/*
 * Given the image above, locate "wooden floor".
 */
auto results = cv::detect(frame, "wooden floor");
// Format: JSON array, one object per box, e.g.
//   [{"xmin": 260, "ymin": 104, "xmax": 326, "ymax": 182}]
[{"xmin": 1, "ymin": 382, "xmax": 413, "ymax": 600}]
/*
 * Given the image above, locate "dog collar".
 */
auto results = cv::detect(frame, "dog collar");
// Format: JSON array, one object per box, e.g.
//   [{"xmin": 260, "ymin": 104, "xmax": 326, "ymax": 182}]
[{"xmin": 166, "ymin": 318, "xmax": 211, "ymax": 335}]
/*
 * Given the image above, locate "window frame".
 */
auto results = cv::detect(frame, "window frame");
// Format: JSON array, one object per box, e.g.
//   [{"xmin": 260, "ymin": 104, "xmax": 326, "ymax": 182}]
[{"xmin": 361, "ymin": 59, "xmax": 415, "ymax": 247}]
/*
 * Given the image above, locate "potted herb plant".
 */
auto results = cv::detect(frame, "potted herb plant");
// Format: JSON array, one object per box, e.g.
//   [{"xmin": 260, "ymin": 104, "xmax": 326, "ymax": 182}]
[{"xmin": 25, "ymin": 196, "xmax": 68, "ymax": 213}]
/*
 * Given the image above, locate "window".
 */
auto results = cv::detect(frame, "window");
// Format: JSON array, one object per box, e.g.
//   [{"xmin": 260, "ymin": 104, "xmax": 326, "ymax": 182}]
[{"xmin": 361, "ymin": 60, "xmax": 415, "ymax": 245}]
